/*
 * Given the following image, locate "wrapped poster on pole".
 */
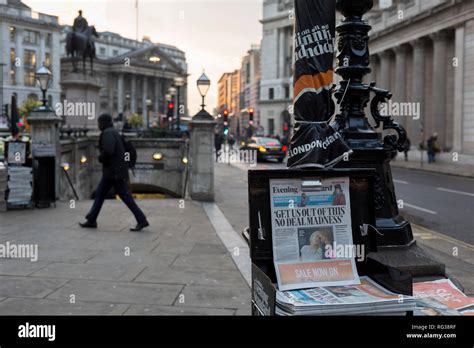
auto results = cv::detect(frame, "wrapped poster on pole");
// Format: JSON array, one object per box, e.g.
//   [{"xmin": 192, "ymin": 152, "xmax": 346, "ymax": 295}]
[
  {"xmin": 270, "ymin": 177, "xmax": 360, "ymax": 291},
  {"xmin": 288, "ymin": 0, "xmax": 352, "ymax": 169}
]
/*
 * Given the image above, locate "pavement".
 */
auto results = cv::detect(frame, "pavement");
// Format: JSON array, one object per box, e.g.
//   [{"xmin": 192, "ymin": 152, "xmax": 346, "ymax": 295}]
[
  {"xmin": 0, "ymin": 159, "xmax": 472, "ymax": 316},
  {"xmin": 0, "ymin": 198, "xmax": 251, "ymax": 315}
]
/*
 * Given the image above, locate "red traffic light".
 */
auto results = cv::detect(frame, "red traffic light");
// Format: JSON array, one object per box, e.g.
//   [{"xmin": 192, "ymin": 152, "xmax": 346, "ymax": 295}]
[
  {"xmin": 249, "ymin": 108, "xmax": 254, "ymax": 114},
  {"xmin": 223, "ymin": 109, "xmax": 229, "ymax": 116},
  {"xmin": 168, "ymin": 102, "xmax": 175, "ymax": 110}
]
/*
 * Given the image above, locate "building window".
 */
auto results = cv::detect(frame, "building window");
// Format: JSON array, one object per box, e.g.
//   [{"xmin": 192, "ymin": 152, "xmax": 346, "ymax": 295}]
[
  {"xmin": 10, "ymin": 70, "xmax": 16, "ymax": 86},
  {"xmin": 24, "ymin": 71, "xmax": 36, "ymax": 86},
  {"xmin": 46, "ymin": 33, "xmax": 52, "ymax": 46},
  {"xmin": 48, "ymin": 95, "xmax": 53, "ymax": 106},
  {"xmin": 269, "ymin": 88, "xmax": 274, "ymax": 100},
  {"xmin": 113, "ymin": 49, "xmax": 119, "ymax": 56},
  {"xmin": 10, "ymin": 48, "xmax": 15, "ymax": 66},
  {"xmin": 100, "ymin": 47, "xmax": 106, "ymax": 55},
  {"xmin": 23, "ymin": 30, "xmax": 39, "ymax": 45},
  {"xmin": 24, "ymin": 50, "xmax": 37, "ymax": 69},
  {"xmin": 9, "ymin": 26, "xmax": 16, "ymax": 42},
  {"xmin": 285, "ymin": 85, "xmax": 290, "ymax": 99},
  {"xmin": 45, "ymin": 53, "xmax": 51, "ymax": 69}
]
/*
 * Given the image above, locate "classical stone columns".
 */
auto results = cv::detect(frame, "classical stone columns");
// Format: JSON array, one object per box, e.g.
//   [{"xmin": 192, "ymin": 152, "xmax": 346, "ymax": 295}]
[
  {"xmin": 130, "ymin": 75, "xmax": 137, "ymax": 113},
  {"xmin": 15, "ymin": 28, "xmax": 23, "ymax": 86},
  {"xmin": 431, "ymin": 31, "xmax": 449, "ymax": 149},
  {"xmin": 395, "ymin": 45, "xmax": 408, "ymax": 130},
  {"xmin": 412, "ymin": 38, "xmax": 426, "ymax": 145},
  {"xmin": 453, "ymin": 24, "xmax": 465, "ymax": 153},
  {"xmin": 379, "ymin": 50, "xmax": 391, "ymax": 89},
  {"xmin": 117, "ymin": 73, "xmax": 124, "ymax": 115},
  {"xmin": 142, "ymin": 76, "xmax": 148, "ymax": 127}
]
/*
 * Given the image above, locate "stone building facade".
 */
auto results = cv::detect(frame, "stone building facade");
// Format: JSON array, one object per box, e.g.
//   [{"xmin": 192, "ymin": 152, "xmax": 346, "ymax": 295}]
[
  {"xmin": 239, "ymin": 44, "xmax": 261, "ymax": 135},
  {"xmin": 367, "ymin": 0, "xmax": 474, "ymax": 156},
  {"xmin": 258, "ymin": 0, "xmax": 293, "ymax": 137},
  {"xmin": 60, "ymin": 26, "xmax": 188, "ymax": 125},
  {"xmin": 0, "ymin": 0, "xmax": 61, "ymax": 110}
]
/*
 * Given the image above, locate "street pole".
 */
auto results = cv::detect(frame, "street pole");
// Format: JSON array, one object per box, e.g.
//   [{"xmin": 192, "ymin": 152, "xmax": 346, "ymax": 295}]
[
  {"xmin": 334, "ymin": 0, "xmax": 413, "ymax": 247},
  {"xmin": 176, "ymin": 85, "xmax": 180, "ymax": 131}
]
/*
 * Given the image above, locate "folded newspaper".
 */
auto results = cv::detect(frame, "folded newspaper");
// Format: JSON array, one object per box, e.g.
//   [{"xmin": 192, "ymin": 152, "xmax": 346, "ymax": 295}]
[
  {"xmin": 413, "ymin": 279, "xmax": 474, "ymax": 316},
  {"xmin": 276, "ymin": 276, "xmax": 416, "ymax": 316}
]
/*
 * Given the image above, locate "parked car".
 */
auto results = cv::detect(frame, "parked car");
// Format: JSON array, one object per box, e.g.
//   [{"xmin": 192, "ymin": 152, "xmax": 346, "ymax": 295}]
[{"xmin": 241, "ymin": 137, "xmax": 287, "ymax": 162}]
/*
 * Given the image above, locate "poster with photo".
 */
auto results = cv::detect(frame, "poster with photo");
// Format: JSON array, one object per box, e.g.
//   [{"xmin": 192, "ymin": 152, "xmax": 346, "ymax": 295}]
[{"xmin": 270, "ymin": 177, "xmax": 360, "ymax": 291}]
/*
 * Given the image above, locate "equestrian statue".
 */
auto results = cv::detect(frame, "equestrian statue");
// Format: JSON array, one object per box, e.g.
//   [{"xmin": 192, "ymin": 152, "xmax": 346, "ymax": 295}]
[{"xmin": 66, "ymin": 10, "xmax": 99, "ymax": 76}]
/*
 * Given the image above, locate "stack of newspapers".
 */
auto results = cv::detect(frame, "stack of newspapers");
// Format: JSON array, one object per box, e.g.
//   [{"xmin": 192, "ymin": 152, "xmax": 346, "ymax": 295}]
[
  {"xmin": 0, "ymin": 162, "xmax": 7, "ymax": 211},
  {"xmin": 6, "ymin": 165, "xmax": 32, "ymax": 206},
  {"xmin": 276, "ymin": 276, "xmax": 416, "ymax": 316}
]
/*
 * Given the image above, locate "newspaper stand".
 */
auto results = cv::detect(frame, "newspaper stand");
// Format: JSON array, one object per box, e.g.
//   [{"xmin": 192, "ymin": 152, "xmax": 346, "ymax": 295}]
[{"xmin": 247, "ymin": 168, "xmax": 413, "ymax": 316}]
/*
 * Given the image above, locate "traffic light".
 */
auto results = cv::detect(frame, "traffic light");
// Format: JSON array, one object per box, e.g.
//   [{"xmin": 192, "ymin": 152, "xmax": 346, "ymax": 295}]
[
  {"xmin": 167, "ymin": 102, "xmax": 175, "ymax": 117},
  {"xmin": 223, "ymin": 109, "xmax": 229, "ymax": 136},
  {"xmin": 248, "ymin": 108, "xmax": 254, "ymax": 126}
]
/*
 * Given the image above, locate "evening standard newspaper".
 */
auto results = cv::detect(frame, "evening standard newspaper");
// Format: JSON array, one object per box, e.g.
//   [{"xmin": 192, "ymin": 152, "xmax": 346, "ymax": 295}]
[
  {"xmin": 276, "ymin": 276, "xmax": 416, "ymax": 316},
  {"xmin": 270, "ymin": 177, "xmax": 360, "ymax": 291},
  {"xmin": 414, "ymin": 279, "xmax": 474, "ymax": 316}
]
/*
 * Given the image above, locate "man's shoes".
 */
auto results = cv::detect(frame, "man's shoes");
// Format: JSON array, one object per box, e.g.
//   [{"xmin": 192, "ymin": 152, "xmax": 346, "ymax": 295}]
[
  {"xmin": 79, "ymin": 221, "xmax": 98, "ymax": 229},
  {"xmin": 130, "ymin": 221, "xmax": 149, "ymax": 232}
]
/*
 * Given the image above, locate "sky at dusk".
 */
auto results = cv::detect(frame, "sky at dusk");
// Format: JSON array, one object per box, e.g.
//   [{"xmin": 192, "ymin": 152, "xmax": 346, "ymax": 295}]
[{"xmin": 23, "ymin": 0, "xmax": 263, "ymax": 114}]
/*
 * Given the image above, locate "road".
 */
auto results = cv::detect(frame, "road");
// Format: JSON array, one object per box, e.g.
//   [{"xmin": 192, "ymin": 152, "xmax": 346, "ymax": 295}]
[{"xmin": 224, "ymin": 160, "xmax": 474, "ymax": 245}]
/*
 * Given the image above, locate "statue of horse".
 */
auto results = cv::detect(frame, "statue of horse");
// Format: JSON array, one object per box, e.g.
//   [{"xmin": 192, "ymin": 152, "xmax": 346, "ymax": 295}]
[{"xmin": 66, "ymin": 25, "xmax": 99, "ymax": 76}]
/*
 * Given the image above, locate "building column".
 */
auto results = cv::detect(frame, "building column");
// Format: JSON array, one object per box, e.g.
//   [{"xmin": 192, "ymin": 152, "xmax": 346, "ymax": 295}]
[
  {"xmin": 278, "ymin": 28, "xmax": 285, "ymax": 79},
  {"xmin": 411, "ymin": 38, "xmax": 426, "ymax": 145},
  {"xmin": 130, "ymin": 74, "xmax": 137, "ymax": 113},
  {"xmin": 108, "ymin": 74, "xmax": 115, "ymax": 115},
  {"xmin": 15, "ymin": 28, "xmax": 23, "ymax": 86},
  {"xmin": 117, "ymin": 73, "xmax": 124, "ymax": 115},
  {"xmin": 154, "ymin": 77, "xmax": 161, "ymax": 113},
  {"xmin": 39, "ymin": 32, "xmax": 46, "ymax": 67},
  {"xmin": 142, "ymin": 76, "xmax": 148, "ymax": 127},
  {"xmin": 453, "ymin": 24, "xmax": 465, "ymax": 153},
  {"xmin": 394, "ymin": 45, "xmax": 408, "ymax": 131},
  {"xmin": 379, "ymin": 50, "xmax": 391, "ymax": 89},
  {"xmin": 431, "ymin": 31, "xmax": 449, "ymax": 149}
]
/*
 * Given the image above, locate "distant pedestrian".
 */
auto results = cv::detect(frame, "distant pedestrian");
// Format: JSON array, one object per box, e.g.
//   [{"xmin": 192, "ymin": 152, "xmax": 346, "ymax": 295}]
[
  {"xmin": 214, "ymin": 129, "xmax": 223, "ymax": 162},
  {"xmin": 404, "ymin": 138, "xmax": 411, "ymax": 162},
  {"xmin": 427, "ymin": 133, "xmax": 440, "ymax": 164},
  {"xmin": 79, "ymin": 114, "xmax": 149, "ymax": 232}
]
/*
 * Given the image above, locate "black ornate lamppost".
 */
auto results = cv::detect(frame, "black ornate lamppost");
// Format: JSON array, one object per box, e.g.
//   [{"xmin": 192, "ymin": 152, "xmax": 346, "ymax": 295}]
[
  {"xmin": 333, "ymin": 0, "xmax": 413, "ymax": 247},
  {"xmin": 194, "ymin": 71, "xmax": 212, "ymax": 120},
  {"xmin": 35, "ymin": 64, "xmax": 53, "ymax": 111}
]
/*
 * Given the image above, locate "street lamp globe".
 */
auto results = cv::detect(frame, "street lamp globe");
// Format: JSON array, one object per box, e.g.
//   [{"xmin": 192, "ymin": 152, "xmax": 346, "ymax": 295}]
[
  {"xmin": 35, "ymin": 64, "xmax": 52, "ymax": 107},
  {"xmin": 174, "ymin": 76, "xmax": 185, "ymax": 87},
  {"xmin": 197, "ymin": 71, "xmax": 210, "ymax": 110},
  {"xmin": 168, "ymin": 87, "xmax": 177, "ymax": 96}
]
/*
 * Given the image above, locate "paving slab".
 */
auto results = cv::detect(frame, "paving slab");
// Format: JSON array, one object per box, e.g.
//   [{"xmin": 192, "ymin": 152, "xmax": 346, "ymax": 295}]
[
  {"xmin": 0, "ymin": 260, "xmax": 50, "ymax": 277},
  {"xmin": 124, "ymin": 304, "xmax": 234, "ymax": 316},
  {"xmin": 47, "ymin": 279, "xmax": 184, "ymax": 306},
  {"xmin": 0, "ymin": 298, "xmax": 129, "ymax": 315},
  {"xmin": 135, "ymin": 265, "xmax": 248, "ymax": 288},
  {"xmin": 176, "ymin": 284, "xmax": 250, "ymax": 310},
  {"xmin": 30, "ymin": 262, "xmax": 146, "ymax": 282},
  {"xmin": 0, "ymin": 276, "xmax": 68, "ymax": 298}
]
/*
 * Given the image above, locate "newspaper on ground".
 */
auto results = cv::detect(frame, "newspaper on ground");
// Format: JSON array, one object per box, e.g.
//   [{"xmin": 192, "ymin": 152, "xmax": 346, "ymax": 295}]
[
  {"xmin": 270, "ymin": 177, "xmax": 360, "ymax": 291},
  {"xmin": 275, "ymin": 276, "xmax": 416, "ymax": 316},
  {"xmin": 413, "ymin": 279, "xmax": 474, "ymax": 316}
]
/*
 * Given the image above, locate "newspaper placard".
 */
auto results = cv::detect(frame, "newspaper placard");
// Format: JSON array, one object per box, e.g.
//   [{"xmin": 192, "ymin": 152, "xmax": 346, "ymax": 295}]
[{"xmin": 270, "ymin": 177, "xmax": 360, "ymax": 291}]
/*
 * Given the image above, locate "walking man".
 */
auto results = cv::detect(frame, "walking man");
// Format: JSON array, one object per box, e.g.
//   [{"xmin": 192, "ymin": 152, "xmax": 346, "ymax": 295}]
[{"xmin": 79, "ymin": 114, "xmax": 149, "ymax": 231}]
